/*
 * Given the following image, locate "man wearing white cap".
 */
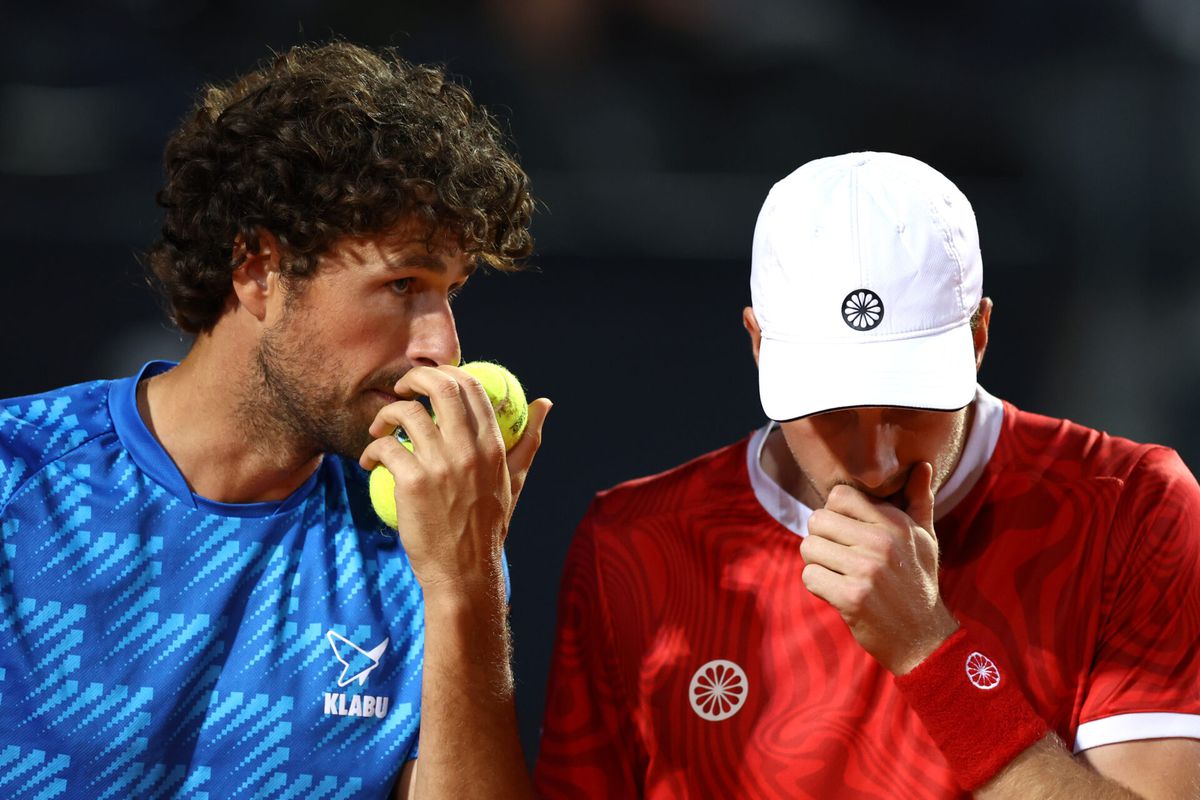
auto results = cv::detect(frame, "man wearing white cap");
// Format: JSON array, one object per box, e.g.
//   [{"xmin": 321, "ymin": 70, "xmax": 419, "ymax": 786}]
[{"xmin": 536, "ymin": 153, "xmax": 1200, "ymax": 798}]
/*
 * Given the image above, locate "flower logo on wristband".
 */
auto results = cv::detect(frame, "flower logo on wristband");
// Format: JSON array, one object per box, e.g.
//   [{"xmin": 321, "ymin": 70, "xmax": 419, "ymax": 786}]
[{"xmin": 965, "ymin": 651, "xmax": 1001, "ymax": 690}]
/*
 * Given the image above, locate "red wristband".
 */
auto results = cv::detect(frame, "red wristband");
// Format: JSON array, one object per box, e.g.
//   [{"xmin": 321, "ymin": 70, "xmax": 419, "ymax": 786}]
[{"xmin": 894, "ymin": 626, "xmax": 1049, "ymax": 791}]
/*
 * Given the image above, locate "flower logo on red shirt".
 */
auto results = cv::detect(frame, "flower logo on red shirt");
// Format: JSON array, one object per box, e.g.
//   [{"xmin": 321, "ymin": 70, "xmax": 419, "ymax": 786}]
[{"xmin": 689, "ymin": 659, "xmax": 749, "ymax": 721}]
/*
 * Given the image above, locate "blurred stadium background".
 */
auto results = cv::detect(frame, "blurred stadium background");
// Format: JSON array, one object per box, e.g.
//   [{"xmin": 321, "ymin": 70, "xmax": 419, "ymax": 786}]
[{"xmin": 4, "ymin": 0, "xmax": 1199, "ymax": 764}]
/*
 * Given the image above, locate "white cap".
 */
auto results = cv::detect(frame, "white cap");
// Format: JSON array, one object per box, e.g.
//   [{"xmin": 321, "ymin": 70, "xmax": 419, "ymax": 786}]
[{"xmin": 751, "ymin": 152, "xmax": 982, "ymax": 421}]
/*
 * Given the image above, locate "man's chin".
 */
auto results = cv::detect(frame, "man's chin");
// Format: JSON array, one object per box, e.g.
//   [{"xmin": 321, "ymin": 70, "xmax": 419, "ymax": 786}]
[{"xmin": 320, "ymin": 404, "xmax": 384, "ymax": 463}]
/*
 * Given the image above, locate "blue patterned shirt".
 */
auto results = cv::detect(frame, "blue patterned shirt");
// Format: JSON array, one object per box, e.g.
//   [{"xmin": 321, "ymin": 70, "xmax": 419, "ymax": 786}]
[{"xmin": 0, "ymin": 362, "xmax": 444, "ymax": 799}]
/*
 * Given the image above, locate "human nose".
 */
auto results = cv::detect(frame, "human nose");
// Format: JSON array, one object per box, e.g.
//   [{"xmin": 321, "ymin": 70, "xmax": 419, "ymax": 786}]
[
  {"xmin": 406, "ymin": 295, "xmax": 461, "ymax": 368},
  {"xmin": 845, "ymin": 412, "xmax": 901, "ymax": 492}
]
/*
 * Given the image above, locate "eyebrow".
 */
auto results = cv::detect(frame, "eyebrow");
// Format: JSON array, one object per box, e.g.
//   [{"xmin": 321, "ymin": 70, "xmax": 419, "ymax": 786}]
[{"xmin": 386, "ymin": 253, "xmax": 477, "ymax": 278}]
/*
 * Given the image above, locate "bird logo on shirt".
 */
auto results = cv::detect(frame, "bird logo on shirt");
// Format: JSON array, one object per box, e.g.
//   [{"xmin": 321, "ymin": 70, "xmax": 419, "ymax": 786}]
[{"xmin": 326, "ymin": 631, "xmax": 390, "ymax": 687}]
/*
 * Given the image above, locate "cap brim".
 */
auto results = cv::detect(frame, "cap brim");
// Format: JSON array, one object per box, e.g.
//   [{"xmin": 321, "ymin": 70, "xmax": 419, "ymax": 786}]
[{"xmin": 758, "ymin": 321, "xmax": 978, "ymax": 421}]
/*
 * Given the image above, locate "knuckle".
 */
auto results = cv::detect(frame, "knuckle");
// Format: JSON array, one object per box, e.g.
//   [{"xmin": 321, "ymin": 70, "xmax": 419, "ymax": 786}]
[
  {"xmin": 799, "ymin": 536, "xmax": 815, "ymax": 560},
  {"xmin": 865, "ymin": 530, "xmax": 891, "ymax": 554},
  {"xmin": 393, "ymin": 466, "xmax": 424, "ymax": 490},
  {"xmin": 460, "ymin": 373, "xmax": 486, "ymax": 396},
  {"xmin": 452, "ymin": 444, "xmax": 486, "ymax": 470},
  {"xmin": 809, "ymin": 508, "xmax": 833, "ymax": 533},
  {"xmin": 397, "ymin": 400, "xmax": 429, "ymax": 419},
  {"xmin": 375, "ymin": 438, "xmax": 404, "ymax": 461},
  {"xmin": 400, "ymin": 366, "xmax": 431, "ymax": 388},
  {"xmin": 479, "ymin": 445, "xmax": 504, "ymax": 467},
  {"xmin": 862, "ymin": 557, "xmax": 884, "ymax": 582},
  {"xmin": 431, "ymin": 376, "xmax": 462, "ymax": 400},
  {"xmin": 425, "ymin": 464, "xmax": 450, "ymax": 485},
  {"xmin": 882, "ymin": 535, "xmax": 904, "ymax": 559}
]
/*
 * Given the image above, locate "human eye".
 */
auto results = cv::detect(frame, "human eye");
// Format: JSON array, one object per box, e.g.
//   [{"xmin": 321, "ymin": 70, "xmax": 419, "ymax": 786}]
[
  {"xmin": 812, "ymin": 409, "xmax": 856, "ymax": 436},
  {"xmin": 390, "ymin": 277, "xmax": 414, "ymax": 295},
  {"xmin": 447, "ymin": 283, "xmax": 467, "ymax": 304}
]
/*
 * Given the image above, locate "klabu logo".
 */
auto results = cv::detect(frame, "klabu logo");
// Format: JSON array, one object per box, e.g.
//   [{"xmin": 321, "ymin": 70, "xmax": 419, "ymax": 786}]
[{"xmin": 324, "ymin": 630, "xmax": 392, "ymax": 718}]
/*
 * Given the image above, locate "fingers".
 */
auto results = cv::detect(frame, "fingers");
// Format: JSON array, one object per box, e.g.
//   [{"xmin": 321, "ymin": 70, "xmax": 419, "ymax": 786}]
[
  {"xmin": 807, "ymin": 506, "xmax": 869, "ymax": 547},
  {"xmin": 808, "ymin": 493, "xmax": 918, "ymax": 565},
  {"xmin": 507, "ymin": 398, "xmax": 551, "ymax": 501},
  {"xmin": 823, "ymin": 483, "xmax": 894, "ymax": 524},
  {"xmin": 365, "ymin": 366, "xmax": 546, "ymax": 498},
  {"xmin": 384, "ymin": 366, "xmax": 476, "ymax": 447},
  {"xmin": 799, "ymin": 530, "xmax": 866, "ymax": 576},
  {"xmin": 368, "ymin": 399, "xmax": 439, "ymax": 451},
  {"xmin": 903, "ymin": 461, "xmax": 936, "ymax": 532},
  {"xmin": 359, "ymin": 430, "xmax": 416, "ymax": 472},
  {"xmin": 801, "ymin": 562, "xmax": 861, "ymax": 610},
  {"xmin": 440, "ymin": 364, "xmax": 506, "ymax": 454},
  {"xmin": 372, "ymin": 365, "xmax": 505, "ymax": 457}
]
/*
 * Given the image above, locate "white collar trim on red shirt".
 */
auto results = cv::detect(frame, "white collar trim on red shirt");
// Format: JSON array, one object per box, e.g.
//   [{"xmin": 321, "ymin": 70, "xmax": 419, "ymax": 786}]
[{"xmin": 747, "ymin": 385, "xmax": 1005, "ymax": 538}]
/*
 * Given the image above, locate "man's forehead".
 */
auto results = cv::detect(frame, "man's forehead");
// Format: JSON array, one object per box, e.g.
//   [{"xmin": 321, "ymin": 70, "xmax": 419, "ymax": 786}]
[
  {"xmin": 376, "ymin": 221, "xmax": 464, "ymax": 253},
  {"xmin": 381, "ymin": 250, "xmax": 477, "ymax": 277},
  {"xmin": 331, "ymin": 227, "xmax": 477, "ymax": 276}
]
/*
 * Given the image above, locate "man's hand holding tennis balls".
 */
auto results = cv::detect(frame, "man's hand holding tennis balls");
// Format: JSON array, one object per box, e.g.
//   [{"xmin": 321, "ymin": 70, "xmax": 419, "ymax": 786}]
[
  {"xmin": 358, "ymin": 362, "xmax": 549, "ymax": 800},
  {"xmin": 358, "ymin": 362, "xmax": 550, "ymax": 596}
]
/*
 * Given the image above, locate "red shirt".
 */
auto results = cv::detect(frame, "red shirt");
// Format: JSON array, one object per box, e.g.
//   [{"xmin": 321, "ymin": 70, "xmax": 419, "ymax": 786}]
[{"xmin": 535, "ymin": 397, "xmax": 1200, "ymax": 798}]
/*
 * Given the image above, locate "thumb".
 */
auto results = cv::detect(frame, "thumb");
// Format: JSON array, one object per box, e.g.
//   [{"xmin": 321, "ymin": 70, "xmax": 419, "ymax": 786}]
[
  {"xmin": 903, "ymin": 461, "xmax": 936, "ymax": 532},
  {"xmin": 507, "ymin": 397, "xmax": 552, "ymax": 501}
]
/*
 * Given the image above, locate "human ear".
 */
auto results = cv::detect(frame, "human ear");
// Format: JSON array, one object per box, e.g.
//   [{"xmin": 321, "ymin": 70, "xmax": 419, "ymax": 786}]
[
  {"xmin": 742, "ymin": 306, "xmax": 763, "ymax": 366},
  {"xmin": 230, "ymin": 228, "xmax": 284, "ymax": 322},
  {"xmin": 972, "ymin": 297, "xmax": 993, "ymax": 372}
]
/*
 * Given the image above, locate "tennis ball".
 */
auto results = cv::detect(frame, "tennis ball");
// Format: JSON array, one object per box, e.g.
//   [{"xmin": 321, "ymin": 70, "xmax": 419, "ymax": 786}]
[
  {"xmin": 369, "ymin": 361, "xmax": 529, "ymax": 529},
  {"xmin": 462, "ymin": 360, "xmax": 528, "ymax": 451},
  {"xmin": 370, "ymin": 464, "xmax": 401, "ymax": 529}
]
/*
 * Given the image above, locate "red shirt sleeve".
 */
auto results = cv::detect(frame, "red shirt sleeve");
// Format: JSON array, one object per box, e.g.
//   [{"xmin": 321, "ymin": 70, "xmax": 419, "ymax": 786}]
[
  {"xmin": 1077, "ymin": 446, "xmax": 1200, "ymax": 744},
  {"xmin": 535, "ymin": 509, "xmax": 645, "ymax": 798}
]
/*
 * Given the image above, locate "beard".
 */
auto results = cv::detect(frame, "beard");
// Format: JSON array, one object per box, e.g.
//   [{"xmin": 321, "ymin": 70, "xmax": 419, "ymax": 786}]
[{"xmin": 242, "ymin": 314, "xmax": 401, "ymax": 462}]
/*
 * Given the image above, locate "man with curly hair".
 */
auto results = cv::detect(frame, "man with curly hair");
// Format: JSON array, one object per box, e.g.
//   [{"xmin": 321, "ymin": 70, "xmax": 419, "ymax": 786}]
[{"xmin": 0, "ymin": 42, "xmax": 545, "ymax": 799}]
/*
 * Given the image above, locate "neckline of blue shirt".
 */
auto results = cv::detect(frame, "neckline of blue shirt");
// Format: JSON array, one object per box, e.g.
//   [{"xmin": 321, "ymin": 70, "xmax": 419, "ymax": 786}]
[{"xmin": 108, "ymin": 360, "xmax": 325, "ymax": 518}]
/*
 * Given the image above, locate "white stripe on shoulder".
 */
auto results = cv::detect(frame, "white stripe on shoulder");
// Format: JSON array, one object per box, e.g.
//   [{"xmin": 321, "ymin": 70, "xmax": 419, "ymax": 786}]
[{"xmin": 1074, "ymin": 712, "xmax": 1200, "ymax": 752}]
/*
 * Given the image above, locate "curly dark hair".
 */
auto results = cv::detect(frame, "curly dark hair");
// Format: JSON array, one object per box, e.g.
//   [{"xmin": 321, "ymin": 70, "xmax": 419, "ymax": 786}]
[{"xmin": 146, "ymin": 41, "xmax": 534, "ymax": 334}]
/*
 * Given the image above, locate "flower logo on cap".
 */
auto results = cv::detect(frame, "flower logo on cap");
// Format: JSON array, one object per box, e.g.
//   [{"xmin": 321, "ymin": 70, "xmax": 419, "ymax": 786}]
[{"xmin": 842, "ymin": 289, "xmax": 884, "ymax": 331}]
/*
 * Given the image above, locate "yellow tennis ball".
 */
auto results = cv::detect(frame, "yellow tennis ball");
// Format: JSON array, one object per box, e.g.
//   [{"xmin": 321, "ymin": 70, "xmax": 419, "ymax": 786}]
[
  {"xmin": 369, "ymin": 465, "xmax": 400, "ymax": 529},
  {"xmin": 461, "ymin": 360, "xmax": 528, "ymax": 451},
  {"xmin": 369, "ymin": 361, "xmax": 528, "ymax": 528}
]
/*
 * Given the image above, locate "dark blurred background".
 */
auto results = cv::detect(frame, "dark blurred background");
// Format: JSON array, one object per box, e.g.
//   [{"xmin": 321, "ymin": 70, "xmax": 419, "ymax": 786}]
[{"xmin": 4, "ymin": 0, "xmax": 1199, "ymax": 766}]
